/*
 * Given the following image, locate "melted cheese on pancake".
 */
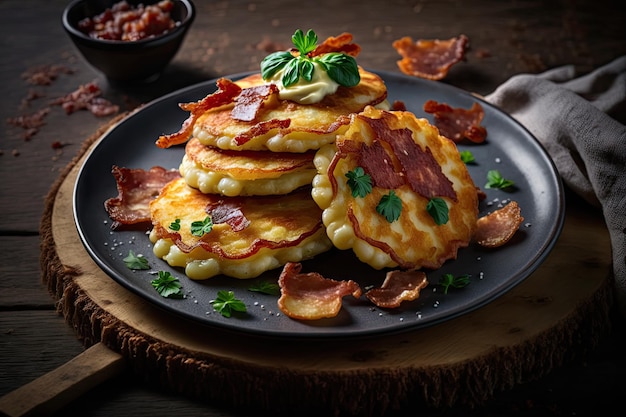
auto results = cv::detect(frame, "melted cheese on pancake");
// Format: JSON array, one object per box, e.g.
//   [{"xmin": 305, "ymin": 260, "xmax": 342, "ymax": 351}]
[
  {"xmin": 181, "ymin": 138, "xmax": 316, "ymax": 196},
  {"xmin": 312, "ymin": 106, "xmax": 478, "ymax": 270},
  {"xmin": 149, "ymin": 178, "xmax": 332, "ymax": 279},
  {"xmin": 193, "ymin": 68, "xmax": 389, "ymax": 152}
]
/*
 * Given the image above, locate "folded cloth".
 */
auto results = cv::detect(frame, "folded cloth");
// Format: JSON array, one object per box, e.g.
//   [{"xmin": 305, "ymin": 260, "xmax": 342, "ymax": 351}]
[{"xmin": 485, "ymin": 56, "xmax": 626, "ymax": 317}]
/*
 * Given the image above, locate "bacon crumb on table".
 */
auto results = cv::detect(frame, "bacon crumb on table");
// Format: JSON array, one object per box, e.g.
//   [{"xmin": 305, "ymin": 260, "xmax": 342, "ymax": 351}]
[
  {"xmin": 50, "ymin": 82, "xmax": 119, "ymax": 117},
  {"xmin": 392, "ymin": 35, "xmax": 469, "ymax": 80}
]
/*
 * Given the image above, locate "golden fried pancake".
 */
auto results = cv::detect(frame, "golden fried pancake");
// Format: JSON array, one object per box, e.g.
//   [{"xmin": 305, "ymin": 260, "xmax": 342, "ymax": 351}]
[
  {"xmin": 193, "ymin": 68, "xmax": 389, "ymax": 152},
  {"xmin": 149, "ymin": 177, "xmax": 332, "ymax": 279},
  {"xmin": 312, "ymin": 106, "xmax": 478, "ymax": 270},
  {"xmin": 180, "ymin": 138, "xmax": 317, "ymax": 196}
]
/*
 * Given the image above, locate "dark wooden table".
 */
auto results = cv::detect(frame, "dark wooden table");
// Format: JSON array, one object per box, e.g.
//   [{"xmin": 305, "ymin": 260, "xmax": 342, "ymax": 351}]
[{"xmin": 1, "ymin": 1, "xmax": 625, "ymax": 416}]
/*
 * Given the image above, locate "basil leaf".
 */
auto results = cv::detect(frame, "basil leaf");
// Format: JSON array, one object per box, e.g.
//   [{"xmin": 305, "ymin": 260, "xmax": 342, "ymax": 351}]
[
  {"xmin": 292, "ymin": 29, "xmax": 317, "ymax": 55},
  {"xmin": 319, "ymin": 53, "xmax": 360, "ymax": 87},
  {"xmin": 299, "ymin": 59, "xmax": 314, "ymax": 82},
  {"xmin": 282, "ymin": 58, "xmax": 300, "ymax": 87},
  {"xmin": 261, "ymin": 51, "xmax": 294, "ymax": 80}
]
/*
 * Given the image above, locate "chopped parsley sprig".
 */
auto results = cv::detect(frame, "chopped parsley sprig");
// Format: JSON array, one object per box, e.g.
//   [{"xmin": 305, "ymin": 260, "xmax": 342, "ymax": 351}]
[
  {"xmin": 123, "ymin": 250, "xmax": 150, "ymax": 270},
  {"xmin": 439, "ymin": 273, "xmax": 471, "ymax": 294},
  {"xmin": 151, "ymin": 271, "xmax": 184, "ymax": 298},
  {"xmin": 426, "ymin": 197, "xmax": 449, "ymax": 225},
  {"xmin": 346, "ymin": 166, "xmax": 372, "ymax": 198},
  {"xmin": 261, "ymin": 29, "xmax": 360, "ymax": 87},
  {"xmin": 376, "ymin": 190, "xmax": 402, "ymax": 223},
  {"xmin": 210, "ymin": 290, "xmax": 247, "ymax": 318},
  {"xmin": 248, "ymin": 281, "xmax": 281, "ymax": 296},
  {"xmin": 485, "ymin": 169, "xmax": 514, "ymax": 190},
  {"xmin": 191, "ymin": 216, "xmax": 213, "ymax": 237}
]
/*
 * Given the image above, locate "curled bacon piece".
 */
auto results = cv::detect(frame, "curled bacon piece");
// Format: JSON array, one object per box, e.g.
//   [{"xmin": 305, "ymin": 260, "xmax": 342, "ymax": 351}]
[
  {"xmin": 277, "ymin": 262, "xmax": 362, "ymax": 320},
  {"xmin": 104, "ymin": 165, "xmax": 180, "ymax": 229},
  {"xmin": 474, "ymin": 201, "xmax": 524, "ymax": 248},
  {"xmin": 156, "ymin": 78, "xmax": 242, "ymax": 148},
  {"xmin": 423, "ymin": 99, "xmax": 487, "ymax": 144},
  {"xmin": 393, "ymin": 35, "xmax": 469, "ymax": 80},
  {"xmin": 311, "ymin": 32, "xmax": 361, "ymax": 57},
  {"xmin": 365, "ymin": 270, "xmax": 429, "ymax": 309},
  {"xmin": 230, "ymin": 83, "xmax": 279, "ymax": 122},
  {"xmin": 205, "ymin": 200, "xmax": 250, "ymax": 232}
]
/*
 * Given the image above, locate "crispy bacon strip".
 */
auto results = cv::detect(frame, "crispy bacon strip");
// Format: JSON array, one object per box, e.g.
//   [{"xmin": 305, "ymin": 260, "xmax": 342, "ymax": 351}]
[
  {"xmin": 231, "ymin": 83, "xmax": 279, "ymax": 122},
  {"xmin": 156, "ymin": 78, "xmax": 242, "ymax": 148},
  {"xmin": 423, "ymin": 100, "xmax": 487, "ymax": 144},
  {"xmin": 311, "ymin": 32, "xmax": 361, "ymax": 57},
  {"xmin": 359, "ymin": 113, "xmax": 457, "ymax": 200},
  {"xmin": 393, "ymin": 35, "xmax": 469, "ymax": 80},
  {"xmin": 365, "ymin": 270, "xmax": 429, "ymax": 308},
  {"xmin": 104, "ymin": 165, "xmax": 180, "ymax": 229},
  {"xmin": 277, "ymin": 262, "xmax": 362, "ymax": 320},
  {"xmin": 205, "ymin": 200, "xmax": 250, "ymax": 232},
  {"xmin": 474, "ymin": 201, "xmax": 524, "ymax": 247},
  {"xmin": 233, "ymin": 118, "xmax": 292, "ymax": 146}
]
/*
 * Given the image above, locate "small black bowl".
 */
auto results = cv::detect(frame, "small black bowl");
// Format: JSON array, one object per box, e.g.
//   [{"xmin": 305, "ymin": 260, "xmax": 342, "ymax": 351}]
[{"xmin": 62, "ymin": 0, "xmax": 195, "ymax": 82}]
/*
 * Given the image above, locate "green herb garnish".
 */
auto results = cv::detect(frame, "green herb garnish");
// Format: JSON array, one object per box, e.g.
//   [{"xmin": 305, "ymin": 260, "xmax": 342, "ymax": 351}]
[
  {"xmin": 426, "ymin": 197, "xmax": 449, "ymax": 225},
  {"xmin": 190, "ymin": 216, "xmax": 213, "ymax": 237},
  {"xmin": 459, "ymin": 150, "xmax": 475, "ymax": 164},
  {"xmin": 439, "ymin": 273, "xmax": 471, "ymax": 294},
  {"xmin": 346, "ymin": 166, "xmax": 372, "ymax": 198},
  {"xmin": 485, "ymin": 169, "xmax": 514, "ymax": 190},
  {"xmin": 210, "ymin": 290, "xmax": 247, "ymax": 318},
  {"xmin": 248, "ymin": 281, "xmax": 281, "ymax": 296},
  {"xmin": 376, "ymin": 190, "xmax": 402, "ymax": 223},
  {"xmin": 151, "ymin": 271, "xmax": 184, "ymax": 298},
  {"xmin": 123, "ymin": 250, "xmax": 149, "ymax": 270},
  {"xmin": 261, "ymin": 29, "xmax": 360, "ymax": 87},
  {"xmin": 169, "ymin": 218, "xmax": 181, "ymax": 231}
]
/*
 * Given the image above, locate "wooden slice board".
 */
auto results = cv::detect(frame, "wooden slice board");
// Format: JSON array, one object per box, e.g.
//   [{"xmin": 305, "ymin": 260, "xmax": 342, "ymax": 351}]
[{"xmin": 33, "ymin": 119, "xmax": 615, "ymax": 416}]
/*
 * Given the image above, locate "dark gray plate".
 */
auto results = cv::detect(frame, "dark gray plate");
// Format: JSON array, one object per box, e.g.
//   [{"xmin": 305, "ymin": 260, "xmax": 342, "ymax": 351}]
[{"xmin": 73, "ymin": 70, "xmax": 565, "ymax": 339}]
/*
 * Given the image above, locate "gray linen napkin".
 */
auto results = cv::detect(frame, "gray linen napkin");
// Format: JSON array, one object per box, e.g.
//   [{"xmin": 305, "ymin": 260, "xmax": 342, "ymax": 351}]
[{"xmin": 485, "ymin": 56, "xmax": 626, "ymax": 317}]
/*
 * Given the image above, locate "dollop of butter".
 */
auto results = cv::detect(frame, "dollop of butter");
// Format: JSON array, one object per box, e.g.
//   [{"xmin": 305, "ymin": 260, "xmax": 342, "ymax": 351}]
[{"xmin": 267, "ymin": 61, "xmax": 340, "ymax": 104}]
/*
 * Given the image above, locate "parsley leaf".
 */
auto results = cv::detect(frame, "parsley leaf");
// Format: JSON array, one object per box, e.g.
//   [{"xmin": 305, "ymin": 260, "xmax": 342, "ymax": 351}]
[
  {"xmin": 427, "ymin": 197, "xmax": 449, "ymax": 225},
  {"xmin": 260, "ymin": 29, "xmax": 360, "ymax": 88},
  {"xmin": 459, "ymin": 150, "xmax": 475, "ymax": 164},
  {"xmin": 190, "ymin": 216, "xmax": 213, "ymax": 237},
  {"xmin": 169, "ymin": 218, "xmax": 181, "ymax": 231},
  {"xmin": 346, "ymin": 166, "xmax": 372, "ymax": 198},
  {"xmin": 123, "ymin": 250, "xmax": 149, "ymax": 270},
  {"xmin": 151, "ymin": 271, "xmax": 184, "ymax": 298},
  {"xmin": 485, "ymin": 169, "xmax": 515, "ymax": 190},
  {"xmin": 210, "ymin": 290, "xmax": 247, "ymax": 318},
  {"xmin": 376, "ymin": 190, "xmax": 402, "ymax": 223},
  {"xmin": 439, "ymin": 273, "xmax": 471, "ymax": 294},
  {"xmin": 248, "ymin": 281, "xmax": 281, "ymax": 296}
]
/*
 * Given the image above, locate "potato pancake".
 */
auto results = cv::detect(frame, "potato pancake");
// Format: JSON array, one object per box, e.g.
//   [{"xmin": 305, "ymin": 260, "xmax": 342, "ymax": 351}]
[
  {"xmin": 312, "ymin": 106, "xmax": 478, "ymax": 270},
  {"xmin": 180, "ymin": 138, "xmax": 316, "ymax": 196},
  {"xmin": 193, "ymin": 68, "xmax": 389, "ymax": 152},
  {"xmin": 149, "ymin": 178, "xmax": 332, "ymax": 279}
]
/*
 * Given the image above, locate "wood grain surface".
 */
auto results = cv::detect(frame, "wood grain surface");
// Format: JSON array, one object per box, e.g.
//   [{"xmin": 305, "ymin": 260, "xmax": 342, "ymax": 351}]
[{"xmin": 2, "ymin": 0, "xmax": 626, "ymax": 416}]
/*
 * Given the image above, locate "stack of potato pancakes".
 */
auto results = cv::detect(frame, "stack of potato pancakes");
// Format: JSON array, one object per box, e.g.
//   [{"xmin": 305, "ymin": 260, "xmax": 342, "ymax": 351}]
[{"xmin": 147, "ymin": 34, "xmax": 478, "ymax": 282}]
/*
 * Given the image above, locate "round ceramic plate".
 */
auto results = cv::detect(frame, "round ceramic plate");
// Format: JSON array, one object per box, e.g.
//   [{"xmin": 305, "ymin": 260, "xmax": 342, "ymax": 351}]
[{"xmin": 73, "ymin": 70, "xmax": 565, "ymax": 339}]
